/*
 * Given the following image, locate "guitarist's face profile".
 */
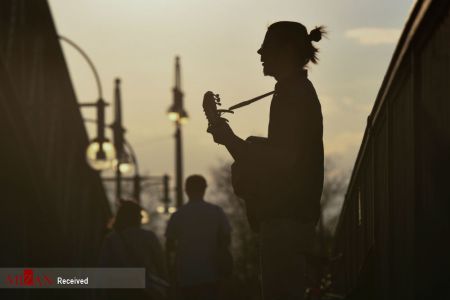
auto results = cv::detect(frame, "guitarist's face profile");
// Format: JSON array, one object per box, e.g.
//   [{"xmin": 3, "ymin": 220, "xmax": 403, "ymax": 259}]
[
  {"xmin": 258, "ymin": 31, "xmax": 279, "ymax": 77},
  {"xmin": 257, "ymin": 28, "xmax": 301, "ymax": 80}
]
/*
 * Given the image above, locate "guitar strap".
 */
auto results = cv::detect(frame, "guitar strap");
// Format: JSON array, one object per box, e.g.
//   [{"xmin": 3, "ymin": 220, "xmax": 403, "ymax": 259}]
[{"xmin": 228, "ymin": 91, "xmax": 275, "ymax": 111}]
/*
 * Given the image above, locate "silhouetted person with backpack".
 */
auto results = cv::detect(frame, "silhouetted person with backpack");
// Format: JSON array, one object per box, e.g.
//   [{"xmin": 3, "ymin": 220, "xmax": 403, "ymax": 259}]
[
  {"xmin": 209, "ymin": 21, "xmax": 325, "ymax": 300},
  {"xmin": 165, "ymin": 175, "xmax": 232, "ymax": 300}
]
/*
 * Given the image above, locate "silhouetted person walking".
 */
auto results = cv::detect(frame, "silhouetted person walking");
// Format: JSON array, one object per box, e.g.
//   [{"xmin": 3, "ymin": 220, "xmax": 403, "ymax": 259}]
[
  {"xmin": 99, "ymin": 200, "xmax": 167, "ymax": 300},
  {"xmin": 209, "ymin": 21, "xmax": 325, "ymax": 300},
  {"xmin": 165, "ymin": 175, "xmax": 232, "ymax": 300}
]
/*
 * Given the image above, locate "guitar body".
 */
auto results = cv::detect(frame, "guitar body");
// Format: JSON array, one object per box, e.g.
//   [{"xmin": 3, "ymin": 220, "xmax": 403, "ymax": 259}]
[{"xmin": 231, "ymin": 136, "xmax": 268, "ymax": 232}]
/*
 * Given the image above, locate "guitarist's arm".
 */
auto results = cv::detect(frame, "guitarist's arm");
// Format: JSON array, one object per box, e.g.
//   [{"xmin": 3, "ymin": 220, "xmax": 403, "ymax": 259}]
[
  {"xmin": 210, "ymin": 121, "xmax": 246, "ymax": 161},
  {"xmin": 223, "ymin": 135, "xmax": 248, "ymax": 162},
  {"xmin": 211, "ymin": 122, "xmax": 297, "ymax": 170}
]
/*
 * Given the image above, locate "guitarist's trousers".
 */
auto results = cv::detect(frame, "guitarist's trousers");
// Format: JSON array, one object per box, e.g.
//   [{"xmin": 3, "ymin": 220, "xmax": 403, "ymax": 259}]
[{"xmin": 259, "ymin": 219, "xmax": 316, "ymax": 300}]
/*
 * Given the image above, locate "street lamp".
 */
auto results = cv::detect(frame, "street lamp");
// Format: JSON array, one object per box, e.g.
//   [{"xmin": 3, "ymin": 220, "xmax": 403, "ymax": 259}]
[
  {"xmin": 167, "ymin": 93, "xmax": 189, "ymax": 123},
  {"xmin": 156, "ymin": 174, "xmax": 177, "ymax": 214},
  {"xmin": 59, "ymin": 35, "xmax": 116, "ymax": 171},
  {"xmin": 167, "ymin": 56, "xmax": 188, "ymax": 208},
  {"xmin": 157, "ymin": 206, "xmax": 177, "ymax": 214},
  {"xmin": 86, "ymin": 138, "xmax": 116, "ymax": 170},
  {"xmin": 112, "ymin": 149, "xmax": 135, "ymax": 175},
  {"xmin": 178, "ymin": 110, "xmax": 189, "ymax": 125},
  {"xmin": 167, "ymin": 100, "xmax": 180, "ymax": 122}
]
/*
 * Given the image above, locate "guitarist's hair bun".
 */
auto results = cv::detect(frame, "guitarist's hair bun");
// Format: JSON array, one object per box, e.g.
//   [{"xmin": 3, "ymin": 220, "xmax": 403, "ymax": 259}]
[
  {"xmin": 307, "ymin": 26, "xmax": 326, "ymax": 64},
  {"xmin": 309, "ymin": 26, "xmax": 325, "ymax": 42},
  {"xmin": 267, "ymin": 22, "xmax": 327, "ymax": 66}
]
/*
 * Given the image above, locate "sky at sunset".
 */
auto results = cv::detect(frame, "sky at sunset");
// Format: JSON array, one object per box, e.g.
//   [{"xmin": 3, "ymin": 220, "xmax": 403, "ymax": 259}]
[{"xmin": 48, "ymin": 0, "xmax": 414, "ymax": 211}]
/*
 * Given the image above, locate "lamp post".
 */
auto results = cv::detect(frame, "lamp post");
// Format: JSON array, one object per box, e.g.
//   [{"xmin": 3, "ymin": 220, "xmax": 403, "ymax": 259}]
[
  {"xmin": 59, "ymin": 35, "xmax": 116, "ymax": 170},
  {"xmin": 167, "ymin": 56, "xmax": 188, "ymax": 208},
  {"xmin": 111, "ymin": 78, "xmax": 130, "ymax": 205},
  {"xmin": 59, "ymin": 37, "xmax": 146, "ymax": 214}
]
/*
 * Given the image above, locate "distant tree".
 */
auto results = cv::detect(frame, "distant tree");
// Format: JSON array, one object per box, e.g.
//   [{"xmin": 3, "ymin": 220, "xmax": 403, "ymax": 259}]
[{"xmin": 317, "ymin": 157, "xmax": 349, "ymax": 256}]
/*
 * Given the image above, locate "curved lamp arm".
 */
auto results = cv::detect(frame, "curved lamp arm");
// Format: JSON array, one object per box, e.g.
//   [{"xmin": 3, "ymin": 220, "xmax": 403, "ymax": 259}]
[
  {"xmin": 124, "ymin": 139, "xmax": 139, "ymax": 175},
  {"xmin": 59, "ymin": 35, "xmax": 103, "ymax": 99}
]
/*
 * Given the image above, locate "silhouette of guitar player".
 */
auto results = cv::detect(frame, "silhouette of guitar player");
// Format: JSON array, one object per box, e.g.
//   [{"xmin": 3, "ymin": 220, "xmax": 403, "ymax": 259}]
[{"xmin": 207, "ymin": 21, "xmax": 325, "ymax": 300}]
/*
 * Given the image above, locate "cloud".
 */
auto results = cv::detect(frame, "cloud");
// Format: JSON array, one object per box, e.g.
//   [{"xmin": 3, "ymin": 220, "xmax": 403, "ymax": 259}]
[
  {"xmin": 325, "ymin": 131, "xmax": 363, "ymax": 157},
  {"xmin": 345, "ymin": 27, "xmax": 401, "ymax": 45},
  {"xmin": 320, "ymin": 94, "xmax": 372, "ymax": 122}
]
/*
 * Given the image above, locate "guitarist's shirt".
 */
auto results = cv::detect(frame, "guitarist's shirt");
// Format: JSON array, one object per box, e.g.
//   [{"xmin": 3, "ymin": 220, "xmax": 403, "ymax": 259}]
[{"xmin": 240, "ymin": 69, "xmax": 324, "ymax": 228}]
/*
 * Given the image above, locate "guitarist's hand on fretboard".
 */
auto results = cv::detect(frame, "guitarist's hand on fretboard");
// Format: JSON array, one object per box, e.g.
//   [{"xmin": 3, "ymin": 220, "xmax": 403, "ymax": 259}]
[
  {"xmin": 203, "ymin": 90, "xmax": 244, "ymax": 161},
  {"xmin": 209, "ymin": 121, "xmax": 235, "ymax": 145},
  {"xmin": 203, "ymin": 91, "xmax": 234, "ymax": 145}
]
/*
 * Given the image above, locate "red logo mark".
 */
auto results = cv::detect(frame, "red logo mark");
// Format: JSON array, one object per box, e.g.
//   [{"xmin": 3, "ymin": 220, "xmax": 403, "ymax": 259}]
[
  {"xmin": 24, "ymin": 269, "xmax": 34, "ymax": 286},
  {"xmin": 5, "ymin": 269, "xmax": 54, "ymax": 287}
]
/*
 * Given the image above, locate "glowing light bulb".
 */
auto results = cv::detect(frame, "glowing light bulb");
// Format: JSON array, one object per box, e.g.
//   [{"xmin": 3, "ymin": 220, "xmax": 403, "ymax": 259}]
[{"xmin": 86, "ymin": 139, "xmax": 116, "ymax": 171}]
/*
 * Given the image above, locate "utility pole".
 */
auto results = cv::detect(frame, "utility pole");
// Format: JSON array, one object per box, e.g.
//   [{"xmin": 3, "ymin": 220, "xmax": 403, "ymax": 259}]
[
  {"xmin": 170, "ymin": 56, "xmax": 188, "ymax": 208},
  {"xmin": 112, "ymin": 78, "xmax": 125, "ymax": 206},
  {"xmin": 163, "ymin": 174, "xmax": 170, "ymax": 213},
  {"xmin": 174, "ymin": 57, "xmax": 183, "ymax": 209}
]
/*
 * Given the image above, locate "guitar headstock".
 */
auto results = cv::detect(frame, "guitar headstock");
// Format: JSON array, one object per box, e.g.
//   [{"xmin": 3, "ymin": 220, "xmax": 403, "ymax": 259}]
[
  {"xmin": 203, "ymin": 91, "xmax": 221, "ymax": 127},
  {"xmin": 203, "ymin": 91, "xmax": 233, "ymax": 133}
]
